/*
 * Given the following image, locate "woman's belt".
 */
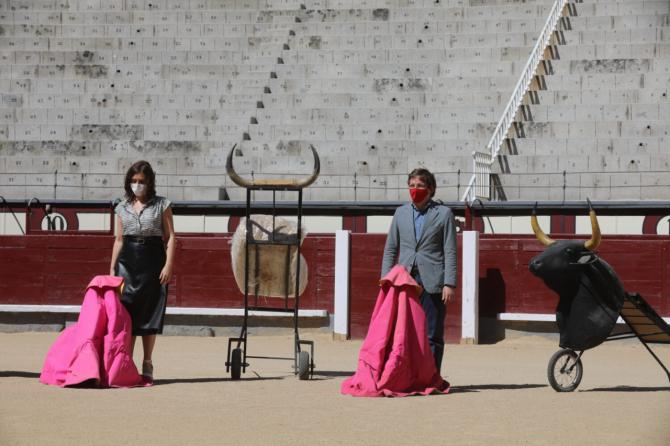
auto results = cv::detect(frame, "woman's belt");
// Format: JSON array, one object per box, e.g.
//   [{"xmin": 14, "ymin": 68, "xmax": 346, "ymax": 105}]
[{"xmin": 123, "ymin": 235, "xmax": 164, "ymax": 245}]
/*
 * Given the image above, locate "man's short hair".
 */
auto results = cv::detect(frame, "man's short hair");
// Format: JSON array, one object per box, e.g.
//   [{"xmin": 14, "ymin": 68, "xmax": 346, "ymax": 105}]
[{"xmin": 408, "ymin": 168, "xmax": 437, "ymax": 198}]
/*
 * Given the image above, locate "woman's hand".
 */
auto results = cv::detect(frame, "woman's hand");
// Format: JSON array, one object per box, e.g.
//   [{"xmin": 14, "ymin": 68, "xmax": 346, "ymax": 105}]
[
  {"xmin": 161, "ymin": 207, "xmax": 176, "ymax": 286},
  {"xmin": 159, "ymin": 264, "xmax": 173, "ymax": 285}
]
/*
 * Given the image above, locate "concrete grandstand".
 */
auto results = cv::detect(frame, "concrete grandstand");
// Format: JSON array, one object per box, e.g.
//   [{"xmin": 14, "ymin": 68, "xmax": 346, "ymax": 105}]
[{"xmin": 1, "ymin": 0, "xmax": 667, "ymax": 203}]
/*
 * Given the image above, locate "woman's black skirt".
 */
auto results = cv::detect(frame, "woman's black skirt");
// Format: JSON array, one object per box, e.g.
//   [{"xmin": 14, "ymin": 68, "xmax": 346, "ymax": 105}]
[{"xmin": 115, "ymin": 236, "xmax": 168, "ymax": 336}]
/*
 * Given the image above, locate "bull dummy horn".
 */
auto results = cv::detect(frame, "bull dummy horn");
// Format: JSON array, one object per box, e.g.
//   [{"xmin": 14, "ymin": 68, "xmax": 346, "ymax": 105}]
[
  {"xmin": 531, "ymin": 202, "xmax": 555, "ymax": 246},
  {"xmin": 584, "ymin": 198, "xmax": 602, "ymax": 250},
  {"xmin": 226, "ymin": 143, "xmax": 320, "ymax": 188}
]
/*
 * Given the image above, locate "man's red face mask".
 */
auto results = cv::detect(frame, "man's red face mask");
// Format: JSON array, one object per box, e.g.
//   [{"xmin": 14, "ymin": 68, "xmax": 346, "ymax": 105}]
[{"xmin": 409, "ymin": 187, "xmax": 430, "ymax": 204}]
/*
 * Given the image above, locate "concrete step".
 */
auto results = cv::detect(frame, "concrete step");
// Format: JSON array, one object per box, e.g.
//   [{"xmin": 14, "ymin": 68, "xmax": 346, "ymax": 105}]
[
  {"xmin": 569, "ymin": 14, "xmax": 670, "ymax": 31},
  {"xmin": 526, "ymin": 103, "xmax": 669, "ymax": 121},
  {"xmin": 544, "ymin": 73, "xmax": 670, "ymax": 90},
  {"xmin": 550, "ymin": 58, "xmax": 668, "ymax": 75},
  {"xmin": 234, "ymin": 138, "xmax": 483, "ymax": 155},
  {"xmin": 575, "ymin": 1, "xmax": 670, "ymax": 18},
  {"xmin": 493, "ymin": 153, "xmax": 670, "ymax": 174},
  {"xmin": 244, "ymin": 121, "xmax": 498, "ymax": 139},
  {"xmin": 251, "ymin": 105, "xmax": 501, "ymax": 122},
  {"xmin": 509, "ymin": 136, "xmax": 667, "ymax": 156},
  {"xmin": 557, "ymin": 43, "xmax": 670, "ymax": 61},
  {"xmin": 509, "ymin": 119, "xmax": 670, "ymax": 139},
  {"xmin": 495, "ymin": 168, "xmax": 670, "ymax": 201},
  {"xmin": 563, "ymin": 28, "xmax": 669, "ymax": 46},
  {"xmin": 536, "ymin": 89, "xmax": 670, "ymax": 105}
]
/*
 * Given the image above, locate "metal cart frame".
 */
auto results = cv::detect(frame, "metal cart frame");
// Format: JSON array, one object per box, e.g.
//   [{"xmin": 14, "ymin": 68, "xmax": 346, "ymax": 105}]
[
  {"xmin": 548, "ymin": 292, "xmax": 670, "ymax": 392},
  {"xmin": 224, "ymin": 144, "xmax": 319, "ymax": 380}
]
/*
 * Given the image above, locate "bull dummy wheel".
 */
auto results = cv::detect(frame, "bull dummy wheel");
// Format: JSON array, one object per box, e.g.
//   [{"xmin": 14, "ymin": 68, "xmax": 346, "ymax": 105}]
[
  {"xmin": 231, "ymin": 348, "xmax": 242, "ymax": 380},
  {"xmin": 548, "ymin": 349, "xmax": 583, "ymax": 392},
  {"xmin": 298, "ymin": 351, "xmax": 310, "ymax": 380}
]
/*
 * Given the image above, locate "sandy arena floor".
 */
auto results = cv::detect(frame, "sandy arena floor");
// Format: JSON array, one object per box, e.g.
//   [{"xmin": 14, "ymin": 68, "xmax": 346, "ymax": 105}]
[{"xmin": 1, "ymin": 332, "xmax": 669, "ymax": 446}]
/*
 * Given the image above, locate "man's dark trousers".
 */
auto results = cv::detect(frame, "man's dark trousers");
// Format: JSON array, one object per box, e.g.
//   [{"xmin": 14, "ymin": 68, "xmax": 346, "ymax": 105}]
[{"xmin": 419, "ymin": 289, "xmax": 446, "ymax": 372}]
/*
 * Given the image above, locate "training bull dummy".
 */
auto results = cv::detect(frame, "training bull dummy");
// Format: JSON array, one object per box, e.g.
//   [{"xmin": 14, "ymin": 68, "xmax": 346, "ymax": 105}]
[
  {"xmin": 230, "ymin": 214, "xmax": 308, "ymax": 298},
  {"xmin": 40, "ymin": 276, "xmax": 150, "ymax": 388},
  {"xmin": 528, "ymin": 201, "xmax": 625, "ymax": 351},
  {"xmin": 341, "ymin": 265, "xmax": 450, "ymax": 397}
]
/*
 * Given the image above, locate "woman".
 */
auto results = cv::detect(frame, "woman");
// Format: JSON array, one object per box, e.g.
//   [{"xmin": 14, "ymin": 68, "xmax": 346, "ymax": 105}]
[{"xmin": 109, "ymin": 160, "xmax": 175, "ymax": 381}]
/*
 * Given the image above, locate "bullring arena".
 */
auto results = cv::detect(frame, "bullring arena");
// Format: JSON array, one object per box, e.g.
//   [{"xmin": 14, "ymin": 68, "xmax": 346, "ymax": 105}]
[
  {"xmin": 1, "ymin": 332, "xmax": 670, "ymax": 445},
  {"xmin": 2, "ymin": 0, "xmax": 670, "ymax": 444}
]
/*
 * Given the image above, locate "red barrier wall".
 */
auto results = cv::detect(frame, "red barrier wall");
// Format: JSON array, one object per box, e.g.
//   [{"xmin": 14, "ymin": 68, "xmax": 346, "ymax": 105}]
[
  {"xmin": 1, "ymin": 234, "xmax": 669, "ymax": 343},
  {"xmin": 348, "ymin": 234, "xmax": 463, "ymax": 343},
  {"xmin": 479, "ymin": 235, "xmax": 670, "ymax": 317},
  {"xmin": 0, "ymin": 234, "xmax": 335, "ymax": 312}
]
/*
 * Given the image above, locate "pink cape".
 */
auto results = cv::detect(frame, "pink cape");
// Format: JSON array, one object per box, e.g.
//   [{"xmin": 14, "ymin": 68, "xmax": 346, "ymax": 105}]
[
  {"xmin": 40, "ymin": 275, "xmax": 150, "ymax": 388},
  {"xmin": 341, "ymin": 265, "xmax": 450, "ymax": 397}
]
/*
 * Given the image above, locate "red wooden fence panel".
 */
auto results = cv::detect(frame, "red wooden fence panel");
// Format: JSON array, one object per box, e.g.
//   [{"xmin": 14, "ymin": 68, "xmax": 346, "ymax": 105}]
[
  {"xmin": 0, "ymin": 235, "xmax": 112, "ymax": 305},
  {"xmin": 348, "ymin": 234, "xmax": 385, "ymax": 339},
  {"xmin": 0, "ymin": 234, "xmax": 335, "ymax": 313}
]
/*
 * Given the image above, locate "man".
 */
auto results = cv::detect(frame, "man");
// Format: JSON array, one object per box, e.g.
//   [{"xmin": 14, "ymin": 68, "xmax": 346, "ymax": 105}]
[{"xmin": 381, "ymin": 168, "xmax": 457, "ymax": 372}]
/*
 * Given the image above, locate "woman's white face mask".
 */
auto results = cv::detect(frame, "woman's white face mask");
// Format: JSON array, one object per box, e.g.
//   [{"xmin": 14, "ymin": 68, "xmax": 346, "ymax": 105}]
[{"xmin": 131, "ymin": 183, "xmax": 146, "ymax": 196}]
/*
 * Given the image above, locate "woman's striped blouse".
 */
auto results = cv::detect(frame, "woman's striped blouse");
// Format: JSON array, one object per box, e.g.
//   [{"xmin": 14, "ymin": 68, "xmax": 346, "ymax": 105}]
[{"xmin": 114, "ymin": 196, "xmax": 171, "ymax": 236}]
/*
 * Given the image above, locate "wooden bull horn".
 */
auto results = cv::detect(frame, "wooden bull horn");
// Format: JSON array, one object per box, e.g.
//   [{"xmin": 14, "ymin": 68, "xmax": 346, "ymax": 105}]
[
  {"xmin": 531, "ymin": 202, "xmax": 555, "ymax": 246},
  {"xmin": 584, "ymin": 198, "xmax": 602, "ymax": 250},
  {"xmin": 226, "ymin": 144, "xmax": 320, "ymax": 188}
]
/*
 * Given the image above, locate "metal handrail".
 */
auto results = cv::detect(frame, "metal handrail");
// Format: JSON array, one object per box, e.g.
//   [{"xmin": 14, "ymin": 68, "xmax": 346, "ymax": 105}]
[
  {"xmin": 461, "ymin": 0, "xmax": 568, "ymax": 202},
  {"xmin": 4, "ymin": 199, "xmax": 670, "ymax": 217},
  {"xmin": 4, "ymin": 199, "xmax": 670, "ymax": 237}
]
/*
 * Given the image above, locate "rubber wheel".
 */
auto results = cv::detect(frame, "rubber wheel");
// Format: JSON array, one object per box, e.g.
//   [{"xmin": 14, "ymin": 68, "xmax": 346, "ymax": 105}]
[
  {"xmin": 231, "ymin": 348, "xmax": 242, "ymax": 381},
  {"xmin": 297, "ymin": 351, "xmax": 310, "ymax": 380},
  {"xmin": 547, "ymin": 349, "xmax": 583, "ymax": 392}
]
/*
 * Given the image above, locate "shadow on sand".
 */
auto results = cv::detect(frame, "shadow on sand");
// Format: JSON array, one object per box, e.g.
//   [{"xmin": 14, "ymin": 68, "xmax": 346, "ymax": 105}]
[
  {"xmin": 302, "ymin": 370, "xmax": 355, "ymax": 381},
  {"xmin": 0, "ymin": 371, "xmax": 41, "ymax": 379},
  {"xmin": 154, "ymin": 376, "xmax": 286, "ymax": 385},
  {"xmin": 582, "ymin": 385, "xmax": 670, "ymax": 393},
  {"xmin": 313, "ymin": 370, "xmax": 354, "ymax": 378},
  {"xmin": 450, "ymin": 383, "xmax": 547, "ymax": 393}
]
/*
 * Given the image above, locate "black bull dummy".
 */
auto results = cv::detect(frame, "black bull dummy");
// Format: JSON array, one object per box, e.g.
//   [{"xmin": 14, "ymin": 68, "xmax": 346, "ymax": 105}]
[{"xmin": 528, "ymin": 202, "xmax": 625, "ymax": 351}]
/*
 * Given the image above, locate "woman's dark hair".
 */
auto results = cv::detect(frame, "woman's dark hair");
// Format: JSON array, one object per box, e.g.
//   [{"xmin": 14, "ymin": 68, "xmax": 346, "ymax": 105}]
[
  {"xmin": 407, "ymin": 168, "xmax": 437, "ymax": 198},
  {"xmin": 124, "ymin": 160, "xmax": 156, "ymax": 201}
]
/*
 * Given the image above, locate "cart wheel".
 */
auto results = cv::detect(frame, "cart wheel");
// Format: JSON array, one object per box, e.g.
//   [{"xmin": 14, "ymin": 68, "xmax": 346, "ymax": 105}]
[
  {"xmin": 547, "ymin": 349, "xmax": 583, "ymax": 392},
  {"xmin": 298, "ymin": 351, "xmax": 310, "ymax": 380},
  {"xmin": 231, "ymin": 348, "xmax": 242, "ymax": 381}
]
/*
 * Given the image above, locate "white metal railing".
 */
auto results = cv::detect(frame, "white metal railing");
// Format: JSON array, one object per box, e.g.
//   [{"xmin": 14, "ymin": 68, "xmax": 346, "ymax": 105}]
[
  {"xmin": 461, "ymin": 0, "xmax": 568, "ymax": 202},
  {"xmin": 473, "ymin": 151, "xmax": 493, "ymax": 198}
]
